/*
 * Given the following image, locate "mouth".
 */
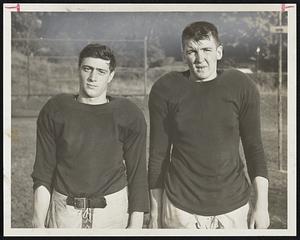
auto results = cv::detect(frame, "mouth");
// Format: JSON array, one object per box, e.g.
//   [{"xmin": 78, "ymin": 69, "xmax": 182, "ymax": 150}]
[
  {"xmin": 87, "ymin": 83, "xmax": 98, "ymax": 88},
  {"xmin": 195, "ymin": 65, "xmax": 207, "ymax": 69},
  {"xmin": 195, "ymin": 65, "xmax": 207, "ymax": 71}
]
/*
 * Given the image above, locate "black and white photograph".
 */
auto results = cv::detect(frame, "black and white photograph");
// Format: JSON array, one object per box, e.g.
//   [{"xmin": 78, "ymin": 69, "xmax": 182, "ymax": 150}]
[{"xmin": 3, "ymin": 3, "xmax": 296, "ymax": 236}]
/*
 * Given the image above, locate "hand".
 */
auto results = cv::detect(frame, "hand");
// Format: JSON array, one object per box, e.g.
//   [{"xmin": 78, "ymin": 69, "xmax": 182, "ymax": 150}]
[
  {"xmin": 148, "ymin": 213, "xmax": 162, "ymax": 228},
  {"xmin": 127, "ymin": 223, "xmax": 143, "ymax": 229},
  {"xmin": 32, "ymin": 217, "xmax": 46, "ymax": 228},
  {"xmin": 249, "ymin": 207, "xmax": 270, "ymax": 229},
  {"xmin": 32, "ymin": 185, "xmax": 50, "ymax": 228},
  {"xmin": 249, "ymin": 176, "xmax": 270, "ymax": 229},
  {"xmin": 127, "ymin": 211, "xmax": 144, "ymax": 229},
  {"xmin": 148, "ymin": 189, "xmax": 163, "ymax": 228}
]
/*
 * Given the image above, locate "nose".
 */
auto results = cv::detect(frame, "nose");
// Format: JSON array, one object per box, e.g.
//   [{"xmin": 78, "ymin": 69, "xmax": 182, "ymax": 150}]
[
  {"xmin": 195, "ymin": 51, "xmax": 204, "ymax": 63},
  {"xmin": 88, "ymin": 70, "xmax": 98, "ymax": 82}
]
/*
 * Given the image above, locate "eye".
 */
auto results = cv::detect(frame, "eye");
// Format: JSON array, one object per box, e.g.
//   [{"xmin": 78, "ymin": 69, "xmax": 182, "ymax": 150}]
[
  {"xmin": 186, "ymin": 50, "xmax": 196, "ymax": 55},
  {"xmin": 82, "ymin": 66, "xmax": 92, "ymax": 72},
  {"xmin": 97, "ymin": 69, "xmax": 108, "ymax": 75},
  {"xmin": 204, "ymin": 48, "xmax": 213, "ymax": 52}
]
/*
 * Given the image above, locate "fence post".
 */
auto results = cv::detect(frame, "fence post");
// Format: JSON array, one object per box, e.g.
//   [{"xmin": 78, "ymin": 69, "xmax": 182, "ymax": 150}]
[
  {"xmin": 277, "ymin": 11, "xmax": 283, "ymax": 171},
  {"xmin": 26, "ymin": 36, "xmax": 30, "ymax": 99},
  {"xmin": 144, "ymin": 36, "xmax": 148, "ymax": 98}
]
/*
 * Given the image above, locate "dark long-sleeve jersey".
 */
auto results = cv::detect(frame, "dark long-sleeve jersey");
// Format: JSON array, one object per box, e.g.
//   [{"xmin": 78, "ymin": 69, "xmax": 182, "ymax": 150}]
[
  {"xmin": 31, "ymin": 94, "xmax": 149, "ymax": 213},
  {"xmin": 148, "ymin": 69, "xmax": 268, "ymax": 216}
]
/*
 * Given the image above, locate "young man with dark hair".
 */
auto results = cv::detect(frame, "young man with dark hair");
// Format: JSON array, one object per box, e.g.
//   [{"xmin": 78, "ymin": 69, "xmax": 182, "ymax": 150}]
[
  {"xmin": 148, "ymin": 21, "xmax": 269, "ymax": 229},
  {"xmin": 31, "ymin": 43, "xmax": 149, "ymax": 228}
]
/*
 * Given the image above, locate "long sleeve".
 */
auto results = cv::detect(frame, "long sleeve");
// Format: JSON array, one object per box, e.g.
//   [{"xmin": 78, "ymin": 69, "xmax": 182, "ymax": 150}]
[
  {"xmin": 122, "ymin": 108, "xmax": 149, "ymax": 213},
  {"xmin": 148, "ymin": 81, "xmax": 172, "ymax": 189},
  {"xmin": 239, "ymin": 75, "xmax": 268, "ymax": 182},
  {"xmin": 31, "ymin": 101, "xmax": 57, "ymax": 193}
]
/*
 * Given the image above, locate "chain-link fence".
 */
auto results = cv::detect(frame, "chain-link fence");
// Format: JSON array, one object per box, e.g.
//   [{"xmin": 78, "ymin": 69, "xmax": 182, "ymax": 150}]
[
  {"xmin": 10, "ymin": 37, "xmax": 288, "ymax": 229},
  {"xmin": 11, "ymin": 37, "xmax": 155, "ymax": 116},
  {"xmin": 11, "ymin": 37, "xmax": 287, "ymax": 171}
]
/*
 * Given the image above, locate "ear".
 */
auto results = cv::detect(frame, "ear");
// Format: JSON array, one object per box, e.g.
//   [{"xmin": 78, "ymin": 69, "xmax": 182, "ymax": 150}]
[
  {"xmin": 181, "ymin": 48, "xmax": 188, "ymax": 63},
  {"xmin": 216, "ymin": 45, "xmax": 223, "ymax": 60},
  {"xmin": 78, "ymin": 66, "xmax": 82, "ymax": 78},
  {"xmin": 182, "ymin": 53, "xmax": 186, "ymax": 63},
  {"xmin": 107, "ymin": 71, "xmax": 115, "ymax": 83},
  {"xmin": 181, "ymin": 40, "xmax": 187, "ymax": 63}
]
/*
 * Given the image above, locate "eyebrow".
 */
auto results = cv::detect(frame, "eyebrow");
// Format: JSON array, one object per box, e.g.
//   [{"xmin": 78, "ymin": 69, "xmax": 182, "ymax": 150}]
[
  {"xmin": 81, "ymin": 65, "xmax": 109, "ymax": 72},
  {"xmin": 185, "ymin": 46, "xmax": 213, "ymax": 50}
]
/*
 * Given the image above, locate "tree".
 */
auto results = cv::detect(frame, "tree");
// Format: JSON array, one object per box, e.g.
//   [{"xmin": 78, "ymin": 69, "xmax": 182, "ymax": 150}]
[{"xmin": 12, "ymin": 12, "xmax": 48, "ymax": 55}]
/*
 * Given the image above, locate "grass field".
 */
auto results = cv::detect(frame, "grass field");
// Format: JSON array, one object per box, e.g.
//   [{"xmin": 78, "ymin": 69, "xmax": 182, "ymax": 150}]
[
  {"xmin": 10, "ymin": 92, "xmax": 288, "ymax": 229},
  {"xmin": 9, "ymin": 50, "xmax": 289, "ymax": 229}
]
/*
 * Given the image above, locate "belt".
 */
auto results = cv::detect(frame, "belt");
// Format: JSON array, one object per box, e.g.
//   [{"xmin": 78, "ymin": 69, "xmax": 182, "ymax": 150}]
[{"xmin": 66, "ymin": 196, "xmax": 107, "ymax": 209}]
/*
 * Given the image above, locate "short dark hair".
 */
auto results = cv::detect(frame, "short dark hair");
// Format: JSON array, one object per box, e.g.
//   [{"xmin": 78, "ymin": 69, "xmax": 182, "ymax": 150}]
[
  {"xmin": 78, "ymin": 43, "xmax": 116, "ymax": 72},
  {"xmin": 182, "ymin": 21, "xmax": 221, "ymax": 47}
]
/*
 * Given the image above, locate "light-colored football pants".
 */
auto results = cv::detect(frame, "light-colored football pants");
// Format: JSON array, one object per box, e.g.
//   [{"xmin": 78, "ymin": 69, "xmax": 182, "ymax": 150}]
[
  {"xmin": 46, "ymin": 187, "xmax": 129, "ymax": 228},
  {"xmin": 162, "ymin": 191, "xmax": 251, "ymax": 229}
]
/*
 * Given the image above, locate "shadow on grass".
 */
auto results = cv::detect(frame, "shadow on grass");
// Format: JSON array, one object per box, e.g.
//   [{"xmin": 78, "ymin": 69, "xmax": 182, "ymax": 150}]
[
  {"xmin": 268, "ymin": 187, "xmax": 287, "ymax": 229},
  {"xmin": 10, "ymin": 91, "xmax": 289, "ymax": 229}
]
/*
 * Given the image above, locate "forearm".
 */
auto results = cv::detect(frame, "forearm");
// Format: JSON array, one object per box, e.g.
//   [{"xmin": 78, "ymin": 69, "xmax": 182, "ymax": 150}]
[
  {"xmin": 32, "ymin": 185, "xmax": 51, "ymax": 228},
  {"xmin": 127, "ymin": 211, "xmax": 144, "ymax": 228},
  {"xmin": 149, "ymin": 188, "xmax": 163, "ymax": 228},
  {"xmin": 249, "ymin": 176, "xmax": 270, "ymax": 229},
  {"xmin": 253, "ymin": 176, "xmax": 269, "ymax": 210}
]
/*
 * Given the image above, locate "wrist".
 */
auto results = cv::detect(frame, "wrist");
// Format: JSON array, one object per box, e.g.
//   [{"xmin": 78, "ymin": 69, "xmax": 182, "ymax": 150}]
[
  {"xmin": 255, "ymin": 204, "xmax": 268, "ymax": 211},
  {"xmin": 127, "ymin": 211, "xmax": 144, "ymax": 228},
  {"xmin": 150, "ymin": 208, "xmax": 159, "ymax": 215},
  {"xmin": 255, "ymin": 200, "xmax": 268, "ymax": 211}
]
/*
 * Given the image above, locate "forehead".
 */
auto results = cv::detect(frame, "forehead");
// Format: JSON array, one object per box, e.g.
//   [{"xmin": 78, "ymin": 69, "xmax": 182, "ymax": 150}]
[
  {"xmin": 80, "ymin": 57, "xmax": 110, "ymax": 69},
  {"xmin": 183, "ymin": 36, "xmax": 218, "ymax": 49}
]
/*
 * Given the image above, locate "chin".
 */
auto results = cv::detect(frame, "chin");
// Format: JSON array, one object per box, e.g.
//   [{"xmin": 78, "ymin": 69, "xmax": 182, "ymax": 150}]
[
  {"xmin": 193, "ymin": 73, "xmax": 208, "ymax": 80},
  {"xmin": 84, "ymin": 91, "xmax": 102, "ymax": 98}
]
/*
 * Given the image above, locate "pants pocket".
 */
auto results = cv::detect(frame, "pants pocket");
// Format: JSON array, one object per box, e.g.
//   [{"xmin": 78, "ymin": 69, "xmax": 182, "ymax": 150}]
[
  {"xmin": 92, "ymin": 188, "xmax": 129, "ymax": 228},
  {"xmin": 47, "ymin": 193, "xmax": 82, "ymax": 228},
  {"xmin": 162, "ymin": 192, "xmax": 195, "ymax": 228}
]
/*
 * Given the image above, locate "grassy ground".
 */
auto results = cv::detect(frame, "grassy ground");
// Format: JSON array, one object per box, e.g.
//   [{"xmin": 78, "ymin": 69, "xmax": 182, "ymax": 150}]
[
  {"xmin": 10, "ymin": 92, "xmax": 288, "ymax": 229},
  {"xmin": 10, "ymin": 50, "xmax": 288, "ymax": 229}
]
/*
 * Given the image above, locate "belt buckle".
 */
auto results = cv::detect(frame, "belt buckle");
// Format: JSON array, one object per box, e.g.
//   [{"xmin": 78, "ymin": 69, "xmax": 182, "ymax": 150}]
[{"xmin": 74, "ymin": 197, "xmax": 87, "ymax": 209}]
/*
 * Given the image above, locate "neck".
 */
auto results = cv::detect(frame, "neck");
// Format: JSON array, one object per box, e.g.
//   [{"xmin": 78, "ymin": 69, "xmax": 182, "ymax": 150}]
[{"xmin": 77, "ymin": 94, "xmax": 108, "ymax": 105}]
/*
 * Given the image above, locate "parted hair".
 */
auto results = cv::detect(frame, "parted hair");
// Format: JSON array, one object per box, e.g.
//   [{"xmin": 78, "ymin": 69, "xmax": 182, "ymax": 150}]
[{"xmin": 78, "ymin": 43, "xmax": 116, "ymax": 72}]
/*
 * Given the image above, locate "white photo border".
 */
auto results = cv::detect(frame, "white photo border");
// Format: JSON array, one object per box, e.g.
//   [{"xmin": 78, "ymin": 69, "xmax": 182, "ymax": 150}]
[{"xmin": 3, "ymin": 3, "xmax": 297, "ymax": 237}]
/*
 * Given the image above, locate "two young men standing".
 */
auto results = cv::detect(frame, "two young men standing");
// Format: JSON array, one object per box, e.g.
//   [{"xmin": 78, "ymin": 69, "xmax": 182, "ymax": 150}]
[{"xmin": 32, "ymin": 21, "xmax": 269, "ymax": 229}]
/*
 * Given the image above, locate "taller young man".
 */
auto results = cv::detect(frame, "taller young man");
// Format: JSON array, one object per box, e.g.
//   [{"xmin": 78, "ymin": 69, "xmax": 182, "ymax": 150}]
[
  {"xmin": 31, "ymin": 43, "xmax": 149, "ymax": 228},
  {"xmin": 148, "ymin": 21, "xmax": 269, "ymax": 229}
]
